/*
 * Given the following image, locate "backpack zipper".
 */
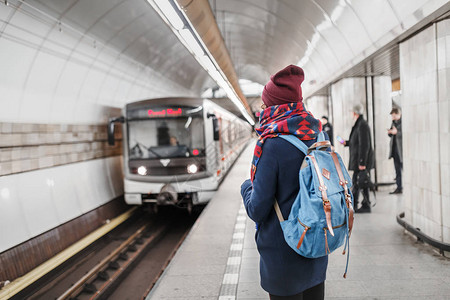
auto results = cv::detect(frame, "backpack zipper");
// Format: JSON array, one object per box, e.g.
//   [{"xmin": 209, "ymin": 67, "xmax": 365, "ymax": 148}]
[
  {"xmin": 323, "ymin": 221, "xmax": 346, "ymax": 255},
  {"xmin": 323, "ymin": 220, "xmax": 346, "ymax": 230},
  {"xmin": 296, "ymin": 219, "xmax": 310, "ymax": 249},
  {"xmin": 297, "ymin": 219, "xmax": 310, "ymax": 229}
]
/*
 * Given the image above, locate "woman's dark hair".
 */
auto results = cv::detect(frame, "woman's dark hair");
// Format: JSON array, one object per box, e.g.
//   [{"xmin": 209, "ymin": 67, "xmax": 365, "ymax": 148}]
[{"xmin": 390, "ymin": 107, "xmax": 401, "ymax": 114}]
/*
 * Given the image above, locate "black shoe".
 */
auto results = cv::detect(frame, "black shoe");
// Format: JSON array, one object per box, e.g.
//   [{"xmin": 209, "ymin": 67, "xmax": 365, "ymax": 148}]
[
  {"xmin": 356, "ymin": 206, "xmax": 371, "ymax": 213},
  {"xmin": 390, "ymin": 188, "xmax": 403, "ymax": 194}
]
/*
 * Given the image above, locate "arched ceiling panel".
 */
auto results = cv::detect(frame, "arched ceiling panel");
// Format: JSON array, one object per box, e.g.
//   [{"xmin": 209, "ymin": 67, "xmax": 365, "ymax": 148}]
[
  {"xmin": 1, "ymin": 0, "xmax": 448, "ymax": 124},
  {"xmin": 350, "ymin": 0, "xmax": 398, "ymax": 43},
  {"xmin": 209, "ymin": 0, "xmax": 448, "ymax": 98},
  {"xmin": 0, "ymin": 0, "xmax": 213, "ymax": 123}
]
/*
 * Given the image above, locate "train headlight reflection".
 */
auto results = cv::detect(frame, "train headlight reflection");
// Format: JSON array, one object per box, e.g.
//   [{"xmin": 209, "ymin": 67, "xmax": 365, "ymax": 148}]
[
  {"xmin": 187, "ymin": 164, "xmax": 198, "ymax": 174},
  {"xmin": 137, "ymin": 166, "xmax": 148, "ymax": 175}
]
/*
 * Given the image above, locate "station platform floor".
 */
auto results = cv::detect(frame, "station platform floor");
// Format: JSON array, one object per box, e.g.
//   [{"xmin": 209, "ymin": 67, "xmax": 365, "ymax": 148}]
[{"xmin": 147, "ymin": 141, "xmax": 450, "ymax": 300}]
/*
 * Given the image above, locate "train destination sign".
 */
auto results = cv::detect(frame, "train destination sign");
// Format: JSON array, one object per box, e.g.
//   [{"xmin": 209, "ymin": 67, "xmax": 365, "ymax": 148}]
[
  {"xmin": 147, "ymin": 108, "xmax": 182, "ymax": 117},
  {"xmin": 127, "ymin": 105, "xmax": 203, "ymax": 120}
]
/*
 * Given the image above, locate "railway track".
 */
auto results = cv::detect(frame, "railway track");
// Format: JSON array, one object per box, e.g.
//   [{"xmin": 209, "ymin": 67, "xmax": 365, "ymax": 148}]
[
  {"xmin": 58, "ymin": 221, "xmax": 170, "ymax": 300},
  {"xmin": 19, "ymin": 206, "xmax": 199, "ymax": 300}
]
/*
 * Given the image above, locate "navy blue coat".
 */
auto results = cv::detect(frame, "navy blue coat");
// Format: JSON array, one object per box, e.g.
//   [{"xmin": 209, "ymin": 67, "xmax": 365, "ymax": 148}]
[{"xmin": 241, "ymin": 137, "xmax": 328, "ymax": 296}]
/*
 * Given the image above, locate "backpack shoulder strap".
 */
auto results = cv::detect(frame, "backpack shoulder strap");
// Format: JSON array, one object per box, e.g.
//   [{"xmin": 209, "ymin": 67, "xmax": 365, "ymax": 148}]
[
  {"xmin": 274, "ymin": 200, "xmax": 284, "ymax": 222},
  {"xmin": 278, "ymin": 135, "xmax": 308, "ymax": 155},
  {"xmin": 318, "ymin": 131, "xmax": 325, "ymax": 142}
]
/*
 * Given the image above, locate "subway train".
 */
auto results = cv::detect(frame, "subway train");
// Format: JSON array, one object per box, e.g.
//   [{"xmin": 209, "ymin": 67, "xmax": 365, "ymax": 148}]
[{"xmin": 108, "ymin": 97, "xmax": 252, "ymax": 212}]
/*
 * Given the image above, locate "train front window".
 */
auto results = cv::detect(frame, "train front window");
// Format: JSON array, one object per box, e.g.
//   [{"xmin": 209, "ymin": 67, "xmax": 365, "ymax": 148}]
[{"xmin": 128, "ymin": 117, "xmax": 205, "ymax": 159}]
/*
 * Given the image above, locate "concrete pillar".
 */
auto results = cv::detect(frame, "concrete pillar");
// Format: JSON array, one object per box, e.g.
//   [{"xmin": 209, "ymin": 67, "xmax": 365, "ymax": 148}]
[
  {"xmin": 400, "ymin": 20, "xmax": 450, "ymax": 243},
  {"xmin": 437, "ymin": 20, "xmax": 450, "ymax": 244},
  {"xmin": 372, "ymin": 76, "xmax": 395, "ymax": 184},
  {"xmin": 304, "ymin": 95, "xmax": 328, "ymax": 120}
]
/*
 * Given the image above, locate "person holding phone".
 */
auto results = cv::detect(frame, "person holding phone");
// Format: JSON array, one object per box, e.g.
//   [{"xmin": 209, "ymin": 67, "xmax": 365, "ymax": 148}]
[
  {"xmin": 343, "ymin": 104, "xmax": 374, "ymax": 213},
  {"xmin": 388, "ymin": 107, "xmax": 402, "ymax": 194}
]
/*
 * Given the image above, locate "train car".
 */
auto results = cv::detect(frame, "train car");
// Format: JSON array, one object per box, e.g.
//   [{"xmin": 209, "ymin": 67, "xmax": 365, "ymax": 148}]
[{"xmin": 108, "ymin": 97, "xmax": 252, "ymax": 211}]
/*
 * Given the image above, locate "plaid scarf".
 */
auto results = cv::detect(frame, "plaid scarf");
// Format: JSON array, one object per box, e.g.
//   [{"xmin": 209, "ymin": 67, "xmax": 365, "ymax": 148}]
[{"xmin": 250, "ymin": 102, "xmax": 322, "ymax": 182}]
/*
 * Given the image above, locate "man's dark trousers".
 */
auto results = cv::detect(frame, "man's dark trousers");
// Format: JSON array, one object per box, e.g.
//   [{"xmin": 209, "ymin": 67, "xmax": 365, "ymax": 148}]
[{"xmin": 393, "ymin": 150, "xmax": 402, "ymax": 190}]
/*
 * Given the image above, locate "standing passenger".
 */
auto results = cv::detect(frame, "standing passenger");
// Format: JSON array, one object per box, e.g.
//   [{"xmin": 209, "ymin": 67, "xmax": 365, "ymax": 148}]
[
  {"xmin": 321, "ymin": 116, "xmax": 333, "ymax": 146},
  {"xmin": 343, "ymin": 104, "xmax": 374, "ymax": 213},
  {"xmin": 241, "ymin": 65, "xmax": 328, "ymax": 300},
  {"xmin": 388, "ymin": 107, "xmax": 402, "ymax": 194}
]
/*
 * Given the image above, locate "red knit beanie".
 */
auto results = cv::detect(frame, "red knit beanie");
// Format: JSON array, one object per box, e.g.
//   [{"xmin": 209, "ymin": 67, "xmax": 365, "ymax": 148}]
[{"xmin": 261, "ymin": 65, "xmax": 304, "ymax": 107}]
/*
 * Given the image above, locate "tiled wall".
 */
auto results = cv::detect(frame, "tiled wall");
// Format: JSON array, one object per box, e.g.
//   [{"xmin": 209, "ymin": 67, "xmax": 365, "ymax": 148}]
[
  {"xmin": 400, "ymin": 20, "xmax": 449, "ymax": 243},
  {"xmin": 437, "ymin": 20, "xmax": 450, "ymax": 244},
  {"xmin": 0, "ymin": 121, "xmax": 125, "ymax": 252},
  {"xmin": 0, "ymin": 122, "xmax": 122, "ymax": 176}
]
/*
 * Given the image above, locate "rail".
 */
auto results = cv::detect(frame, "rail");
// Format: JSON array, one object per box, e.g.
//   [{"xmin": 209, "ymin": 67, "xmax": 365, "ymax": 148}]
[
  {"xmin": 396, "ymin": 212, "xmax": 450, "ymax": 255},
  {"xmin": 57, "ymin": 222, "xmax": 169, "ymax": 299},
  {"xmin": 0, "ymin": 207, "xmax": 137, "ymax": 300}
]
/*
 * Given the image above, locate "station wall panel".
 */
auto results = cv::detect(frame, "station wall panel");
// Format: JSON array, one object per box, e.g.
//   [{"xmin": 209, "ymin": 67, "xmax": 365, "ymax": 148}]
[
  {"xmin": 400, "ymin": 20, "xmax": 450, "ymax": 243},
  {"xmin": 0, "ymin": 156, "xmax": 124, "ymax": 253},
  {"xmin": 372, "ymin": 76, "xmax": 395, "ymax": 184},
  {"xmin": 436, "ymin": 19, "xmax": 450, "ymax": 244}
]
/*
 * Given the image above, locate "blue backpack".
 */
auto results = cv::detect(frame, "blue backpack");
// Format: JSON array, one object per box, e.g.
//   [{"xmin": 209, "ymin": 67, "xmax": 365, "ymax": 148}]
[{"xmin": 274, "ymin": 133, "xmax": 354, "ymax": 277}]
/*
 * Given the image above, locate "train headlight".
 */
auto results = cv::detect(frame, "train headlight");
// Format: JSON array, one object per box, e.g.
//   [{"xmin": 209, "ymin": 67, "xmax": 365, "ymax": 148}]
[
  {"xmin": 137, "ymin": 166, "xmax": 148, "ymax": 175},
  {"xmin": 187, "ymin": 164, "xmax": 198, "ymax": 174}
]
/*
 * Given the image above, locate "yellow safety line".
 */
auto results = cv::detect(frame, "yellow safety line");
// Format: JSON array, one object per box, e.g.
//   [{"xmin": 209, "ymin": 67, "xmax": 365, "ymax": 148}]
[{"xmin": 0, "ymin": 207, "xmax": 137, "ymax": 300}]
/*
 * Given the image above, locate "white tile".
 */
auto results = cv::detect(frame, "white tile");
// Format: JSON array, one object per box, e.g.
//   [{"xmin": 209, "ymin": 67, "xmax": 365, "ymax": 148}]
[
  {"xmin": 230, "ymin": 243, "xmax": 243, "ymax": 251},
  {"xmin": 441, "ymin": 163, "xmax": 450, "ymax": 197},
  {"xmin": 222, "ymin": 273, "xmax": 239, "ymax": 285},
  {"xmin": 49, "ymin": 166, "xmax": 83, "ymax": 224},
  {"xmin": 218, "ymin": 297, "xmax": 235, "ymax": 300},
  {"xmin": 18, "ymin": 168, "xmax": 61, "ymax": 237},
  {"xmin": 0, "ymin": 175, "xmax": 31, "ymax": 252},
  {"xmin": 237, "ymin": 216, "xmax": 246, "ymax": 222},
  {"xmin": 235, "ymin": 223, "xmax": 246, "ymax": 229},
  {"xmin": 227, "ymin": 257, "xmax": 242, "ymax": 265},
  {"xmin": 442, "ymin": 195, "xmax": 450, "ymax": 228},
  {"xmin": 233, "ymin": 232, "xmax": 245, "ymax": 239}
]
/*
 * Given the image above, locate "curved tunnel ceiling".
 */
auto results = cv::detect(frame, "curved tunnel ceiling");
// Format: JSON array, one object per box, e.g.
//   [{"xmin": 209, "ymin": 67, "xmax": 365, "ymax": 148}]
[
  {"xmin": 0, "ymin": 0, "xmax": 448, "ymax": 124},
  {"xmin": 209, "ymin": 0, "xmax": 449, "ymax": 96}
]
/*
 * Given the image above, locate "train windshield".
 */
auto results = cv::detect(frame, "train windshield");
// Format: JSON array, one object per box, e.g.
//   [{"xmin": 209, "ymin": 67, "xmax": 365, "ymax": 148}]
[{"xmin": 127, "ymin": 116, "xmax": 205, "ymax": 159}]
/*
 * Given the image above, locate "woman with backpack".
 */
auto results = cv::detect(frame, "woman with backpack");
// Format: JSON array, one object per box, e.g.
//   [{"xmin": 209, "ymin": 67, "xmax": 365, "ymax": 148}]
[{"xmin": 241, "ymin": 65, "xmax": 328, "ymax": 300}]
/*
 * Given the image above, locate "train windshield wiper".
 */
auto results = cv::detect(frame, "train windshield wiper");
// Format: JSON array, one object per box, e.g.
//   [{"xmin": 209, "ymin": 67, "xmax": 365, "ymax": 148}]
[
  {"xmin": 147, "ymin": 148, "xmax": 162, "ymax": 158},
  {"xmin": 137, "ymin": 142, "xmax": 163, "ymax": 158}
]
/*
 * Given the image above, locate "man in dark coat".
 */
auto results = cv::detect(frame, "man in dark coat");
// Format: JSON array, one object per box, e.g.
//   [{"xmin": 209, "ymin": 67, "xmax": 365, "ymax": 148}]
[
  {"xmin": 388, "ymin": 107, "xmax": 402, "ymax": 194},
  {"xmin": 344, "ymin": 104, "xmax": 374, "ymax": 213}
]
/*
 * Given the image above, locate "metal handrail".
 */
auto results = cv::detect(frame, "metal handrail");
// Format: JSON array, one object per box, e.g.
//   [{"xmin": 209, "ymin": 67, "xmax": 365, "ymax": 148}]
[{"xmin": 396, "ymin": 212, "xmax": 450, "ymax": 254}]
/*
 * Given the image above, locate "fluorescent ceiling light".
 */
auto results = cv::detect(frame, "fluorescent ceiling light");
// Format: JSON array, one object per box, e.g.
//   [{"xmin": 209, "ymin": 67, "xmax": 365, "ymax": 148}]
[
  {"xmin": 153, "ymin": 0, "xmax": 184, "ymax": 30},
  {"xmin": 200, "ymin": 55, "xmax": 216, "ymax": 72},
  {"xmin": 149, "ymin": 0, "xmax": 255, "ymax": 125},
  {"xmin": 179, "ymin": 29, "xmax": 205, "ymax": 57}
]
